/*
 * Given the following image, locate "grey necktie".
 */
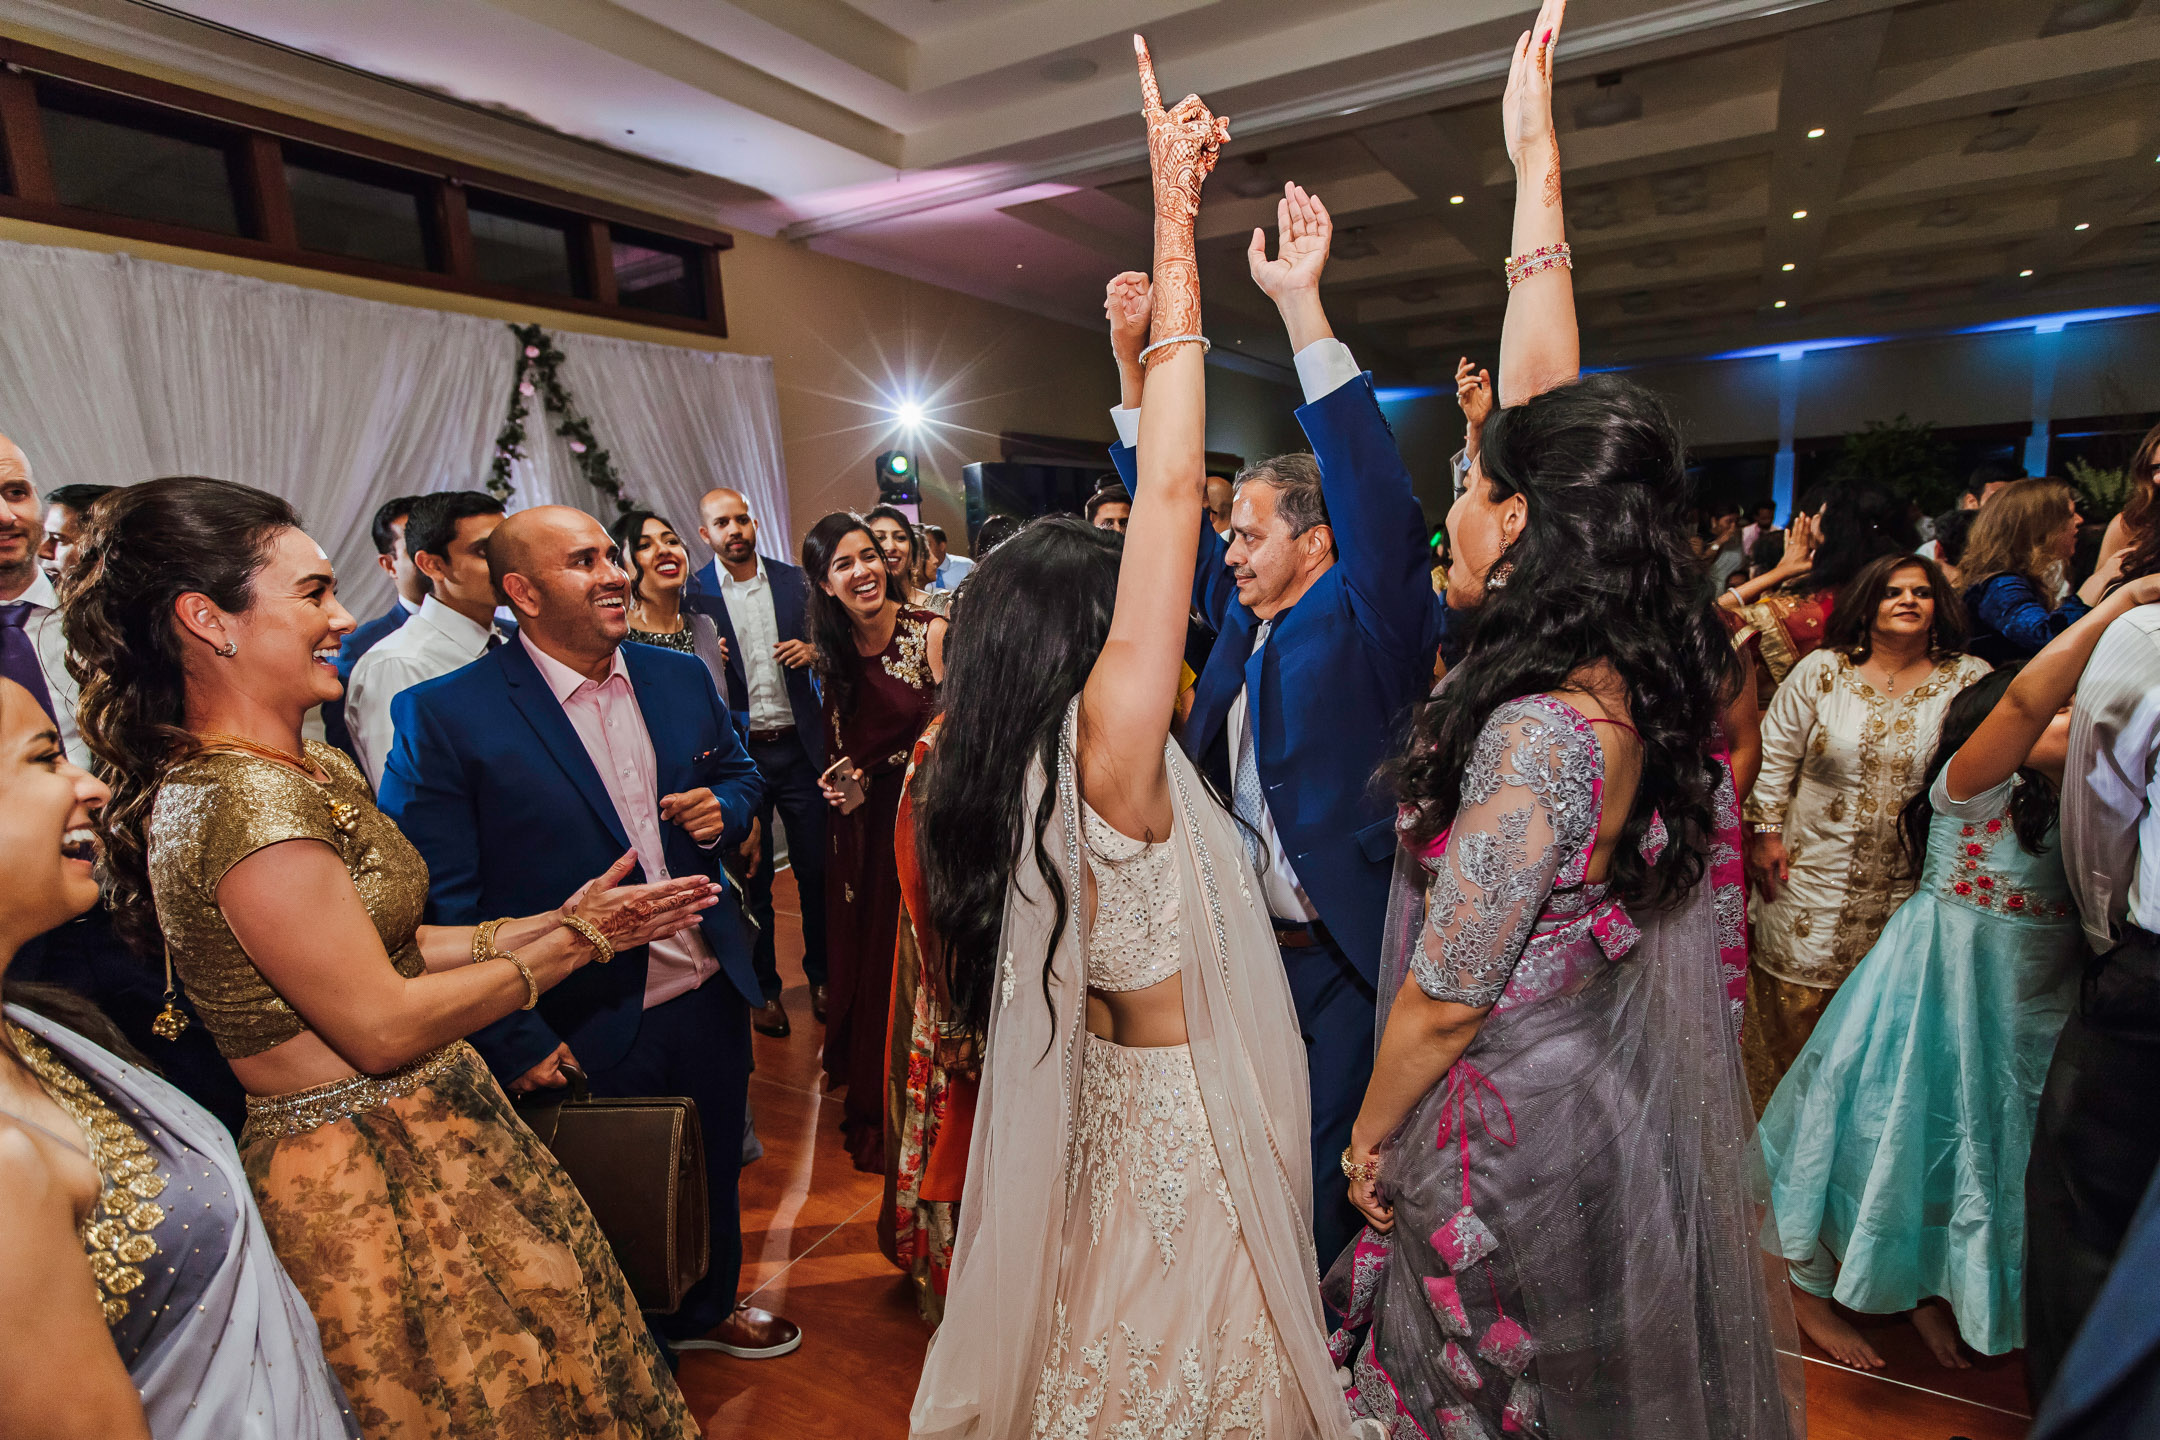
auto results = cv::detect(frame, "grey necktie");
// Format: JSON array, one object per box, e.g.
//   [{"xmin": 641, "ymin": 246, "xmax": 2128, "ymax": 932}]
[{"xmin": 1232, "ymin": 619, "xmax": 1273, "ymax": 872}]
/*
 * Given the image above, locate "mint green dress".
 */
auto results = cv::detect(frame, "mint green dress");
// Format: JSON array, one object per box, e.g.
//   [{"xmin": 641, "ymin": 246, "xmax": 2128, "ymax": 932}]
[{"xmin": 1757, "ymin": 769, "xmax": 2083, "ymax": 1354}]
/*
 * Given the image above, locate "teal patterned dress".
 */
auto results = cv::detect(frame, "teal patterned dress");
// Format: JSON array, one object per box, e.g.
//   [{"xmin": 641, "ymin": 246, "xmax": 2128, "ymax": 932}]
[{"xmin": 1758, "ymin": 768, "xmax": 2083, "ymax": 1354}]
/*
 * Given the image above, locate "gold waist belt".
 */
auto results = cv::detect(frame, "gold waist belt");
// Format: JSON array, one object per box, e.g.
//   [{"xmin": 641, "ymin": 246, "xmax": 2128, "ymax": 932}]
[{"xmin": 241, "ymin": 1041, "xmax": 469, "ymax": 1143}]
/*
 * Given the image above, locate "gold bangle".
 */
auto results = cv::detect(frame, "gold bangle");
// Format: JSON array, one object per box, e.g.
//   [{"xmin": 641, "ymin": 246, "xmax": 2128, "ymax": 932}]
[
  {"xmin": 1340, "ymin": 1145, "xmax": 1382, "ymax": 1184},
  {"xmin": 560, "ymin": 912, "xmax": 614, "ymax": 966},
  {"xmin": 472, "ymin": 917, "xmax": 510, "ymax": 968},
  {"xmin": 501, "ymin": 952, "xmax": 539, "ymax": 1010}
]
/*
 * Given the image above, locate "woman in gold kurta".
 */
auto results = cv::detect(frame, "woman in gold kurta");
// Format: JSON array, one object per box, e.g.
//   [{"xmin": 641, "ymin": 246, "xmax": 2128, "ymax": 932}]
[
  {"xmin": 1742, "ymin": 553, "xmax": 1988, "ymax": 1111},
  {"xmin": 64, "ymin": 478, "xmax": 716, "ymax": 1440}
]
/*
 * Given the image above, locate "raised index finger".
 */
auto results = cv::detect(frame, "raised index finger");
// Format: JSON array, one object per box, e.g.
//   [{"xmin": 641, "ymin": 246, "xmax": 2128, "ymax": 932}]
[{"xmin": 1133, "ymin": 34, "xmax": 1163, "ymax": 115}]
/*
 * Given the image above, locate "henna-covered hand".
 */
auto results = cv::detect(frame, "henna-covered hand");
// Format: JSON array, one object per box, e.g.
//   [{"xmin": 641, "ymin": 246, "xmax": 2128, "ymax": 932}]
[
  {"xmin": 1502, "ymin": 0, "xmax": 1568, "ymax": 186},
  {"xmin": 1135, "ymin": 33, "xmax": 1228, "ymax": 350}
]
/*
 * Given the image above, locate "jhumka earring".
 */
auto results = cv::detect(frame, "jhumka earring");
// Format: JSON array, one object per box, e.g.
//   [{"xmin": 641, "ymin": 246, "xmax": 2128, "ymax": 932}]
[{"xmin": 150, "ymin": 950, "xmax": 189, "ymax": 1040}]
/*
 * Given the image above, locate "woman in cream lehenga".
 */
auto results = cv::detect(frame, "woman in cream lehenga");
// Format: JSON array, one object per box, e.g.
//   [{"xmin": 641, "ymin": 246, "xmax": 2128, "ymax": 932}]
[
  {"xmin": 909, "ymin": 38, "xmax": 1349, "ymax": 1440},
  {"xmin": 64, "ymin": 477, "xmax": 714, "ymax": 1439}
]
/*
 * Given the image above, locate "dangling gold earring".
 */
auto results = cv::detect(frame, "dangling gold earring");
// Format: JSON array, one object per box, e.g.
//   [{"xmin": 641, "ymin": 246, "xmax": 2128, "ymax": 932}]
[
  {"xmin": 151, "ymin": 949, "xmax": 189, "ymax": 1040},
  {"xmin": 1487, "ymin": 560, "xmax": 1515, "ymax": 591}
]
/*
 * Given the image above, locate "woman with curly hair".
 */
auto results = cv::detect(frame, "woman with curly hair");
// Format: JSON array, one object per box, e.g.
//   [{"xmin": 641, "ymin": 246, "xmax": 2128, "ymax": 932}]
[
  {"xmin": 1331, "ymin": 6, "xmax": 1799, "ymax": 1435},
  {"xmin": 62, "ymin": 476, "xmax": 715, "ymax": 1439},
  {"xmin": 1744, "ymin": 554, "xmax": 1990, "ymax": 1109},
  {"xmin": 1960, "ymin": 477, "xmax": 2106, "ymax": 664}
]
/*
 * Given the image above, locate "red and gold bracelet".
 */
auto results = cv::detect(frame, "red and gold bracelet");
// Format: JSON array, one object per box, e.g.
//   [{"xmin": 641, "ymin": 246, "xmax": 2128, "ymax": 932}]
[{"xmin": 1504, "ymin": 241, "xmax": 1573, "ymax": 292}]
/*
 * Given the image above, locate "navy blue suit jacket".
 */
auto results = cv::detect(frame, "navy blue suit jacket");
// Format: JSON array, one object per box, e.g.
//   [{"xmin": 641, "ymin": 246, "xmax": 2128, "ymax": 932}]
[
  {"xmin": 1112, "ymin": 376, "xmax": 1443, "ymax": 981},
  {"xmin": 377, "ymin": 638, "xmax": 765, "ymax": 1083},
  {"xmin": 322, "ymin": 602, "xmax": 409, "ymax": 761},
  {"xmin": 686, "ymin": 555, "xmax": 823, "ymax": 767}
]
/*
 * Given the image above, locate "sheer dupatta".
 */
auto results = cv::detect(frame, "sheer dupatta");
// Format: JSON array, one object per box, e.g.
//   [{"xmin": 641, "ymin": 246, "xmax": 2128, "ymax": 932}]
[{"xmin": 911, "ymin": 699, "xmax": 1352, "ymax": 1439}]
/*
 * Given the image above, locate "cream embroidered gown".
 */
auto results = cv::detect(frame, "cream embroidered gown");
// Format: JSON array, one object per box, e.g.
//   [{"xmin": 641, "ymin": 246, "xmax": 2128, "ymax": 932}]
[{"xmin": 1028, "ymin": 802, "xmax": 1292, "ymax": 1438}]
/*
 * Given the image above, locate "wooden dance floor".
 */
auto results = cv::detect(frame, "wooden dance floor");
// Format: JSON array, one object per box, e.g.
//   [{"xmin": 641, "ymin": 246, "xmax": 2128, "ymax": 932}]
[{"xmin": 678, "ymin": 872, "xmax": 2036, "ymax": 1440}]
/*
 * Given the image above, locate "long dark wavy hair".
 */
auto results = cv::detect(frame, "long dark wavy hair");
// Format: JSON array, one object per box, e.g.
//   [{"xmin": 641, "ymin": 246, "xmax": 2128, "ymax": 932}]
[
  {"xmin": 1900, "ymin": 666, "xmax": 2057, "ymax": 868},
  {"xmin": 801, "ymin": 511, "xmax": 899, "ymax": 721},
  {"xmin": 59, "ymin": 477, "xmax": 300, "ymax": 958},
  {"xmin": 1793, "ymin": 482, "xmax": 1916, "ymax": 595},
  {"xmin": 1395, "ymin": 375, "xmax": 1737, "ymax": 909},
  {"xmin": 914, "ymin": 517, "xmax": 1123, "ymax": 1039},
  {"xmin": 1821, "ymin": 552, "xmax": 1967, "ymax": 662}
]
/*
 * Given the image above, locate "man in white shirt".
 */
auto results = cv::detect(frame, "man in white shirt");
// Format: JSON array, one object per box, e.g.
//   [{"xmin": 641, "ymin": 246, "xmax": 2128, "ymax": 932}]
[
  {"xmin": 925, "ymin": 524, "xmax": 974, "ymax": 589},
  {"xmin": 1101, "ymin": 187, "xmax": 1444, "ymax": 1266},
  {"xmin": 689, "ymin": 487, "xmax": 830, "ymax": 1035},
  {"xmin": 324, "ymin": 495, "xmax": 428, "ymax": 761},
  {"xmin": 347, "ymin": 491, "xmax": 506, "ymax": 789},
  {"xmin": 0, "ymin": 434, "xmax": 88, "ymax": 768},
  {"xmin": 2027, "ymin": 597, "xmax": 2160, "ymax": 1396}
]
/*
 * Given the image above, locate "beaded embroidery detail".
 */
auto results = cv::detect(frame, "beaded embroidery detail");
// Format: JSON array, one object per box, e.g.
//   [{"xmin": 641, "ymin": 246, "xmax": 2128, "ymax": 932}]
[
  {"xmin": 1031, "ymin": 1301, "xmax": 1286, "ymax": 1440},
  {"xmin": 10, "ymin": 1025, "xmax": 167, "ymax": 1324},
  {"xmin": 1078, "ymin": 805, "xmax": 1182, "ymax": 993},
  {"xmin": 881, "ymin": 612, "xmax": 933, "ymax": 688},
  {"xmin": 1942, "ymin": 817, "xmax": 2074, "ymax": 921},
  {"xmin": 240, "ymin": 1041, "xmax": 466, "ymax": 1142},
  {"xmin": 1074, "ymin": 1040, "xmax": 1236, "ymax": 1265}
]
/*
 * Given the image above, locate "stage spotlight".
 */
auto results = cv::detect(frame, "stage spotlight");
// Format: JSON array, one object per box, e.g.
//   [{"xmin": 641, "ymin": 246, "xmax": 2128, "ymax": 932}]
[
  {"xmin": 895, "ymin": 400, "xmax": 927, "ymax": 429},
  {"xmin": 1806, "ymin": 127, "xmax": 1826, "ymax": 139}
]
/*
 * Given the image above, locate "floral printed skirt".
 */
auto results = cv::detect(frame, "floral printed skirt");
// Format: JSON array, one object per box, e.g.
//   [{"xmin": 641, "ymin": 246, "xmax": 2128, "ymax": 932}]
[
  {"xmin": 239, "ymin": 1042, "xmax": 697, "ymax": 1440},
  {"xmin": 1029, "ymin": 1035, "xmax": 1289, "ymax": 1439}
]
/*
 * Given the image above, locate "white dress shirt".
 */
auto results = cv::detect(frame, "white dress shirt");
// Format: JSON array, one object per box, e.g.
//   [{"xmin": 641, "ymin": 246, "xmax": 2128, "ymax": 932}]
[
  {"xmin": 347, "ymin": 595, "xmax": 503, "ymax": 789},
  {"xmin": 936, "ymin": 554, "xmax": 975, "ymax": 588},
  {"xmin": 520, "ymin": 634, "xmax": 721, "ymax": 1008},
  {"xmin": 1112, "ymin": 337, "xmax": 1362, "ymax": 449},
  {"xmin": 8, "ymin": 571, "xmax": 88, "ymax": 768},
  {"xmin": 2063, "ymin": 604, "xmax": 2160, "ymax": 951},
  {"xmin": 714, "ymin": 558, "xmax": 793, "ymax": 732}
]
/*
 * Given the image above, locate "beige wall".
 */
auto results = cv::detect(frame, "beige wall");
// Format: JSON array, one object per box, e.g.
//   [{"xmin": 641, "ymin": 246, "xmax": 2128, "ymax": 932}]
[{"xmin": 0, "ymin": 213, "xmax": 1303, "ymax": 556}]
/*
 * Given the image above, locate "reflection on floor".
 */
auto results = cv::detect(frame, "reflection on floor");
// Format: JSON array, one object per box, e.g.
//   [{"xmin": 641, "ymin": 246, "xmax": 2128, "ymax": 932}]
[{"xmin": 679, "ymin": 872, "xmax": 2034, "ymax": 1439}]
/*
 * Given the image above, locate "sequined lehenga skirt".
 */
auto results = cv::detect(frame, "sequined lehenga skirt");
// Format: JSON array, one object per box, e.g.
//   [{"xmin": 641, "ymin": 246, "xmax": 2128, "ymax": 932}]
[
  {"xmin": 1029, "ymin": 1034, "xmax": 1293, "ymax": 1439},
  {"xmin": 238, "ymin": 1042, "xmax": 697, "ymax": 1440}
]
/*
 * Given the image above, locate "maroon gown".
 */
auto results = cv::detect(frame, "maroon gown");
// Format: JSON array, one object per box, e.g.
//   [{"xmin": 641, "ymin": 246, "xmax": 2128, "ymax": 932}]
[{"xmin": 823, "ymin": 606, "xmax": 940, "ymax": 1172}]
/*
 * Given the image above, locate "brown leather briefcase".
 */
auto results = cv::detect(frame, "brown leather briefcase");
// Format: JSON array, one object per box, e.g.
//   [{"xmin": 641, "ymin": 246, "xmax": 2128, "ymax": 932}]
[{"xmin": 514, "ymin": 1064, "xmax": 709, "ymax": 1314}]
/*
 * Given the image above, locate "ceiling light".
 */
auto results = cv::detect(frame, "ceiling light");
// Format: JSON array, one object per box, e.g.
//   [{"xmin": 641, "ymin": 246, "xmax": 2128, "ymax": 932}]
[
  {"xmin": 2040, "ymin": 0, "xmax": 2135, "ymax": 36},
  {"xmin": 1781, "ymin": 262, "xmax": 1795, "ymax": 271},
  {"xmin": 1449, "ymin": 194, "xmax": 1465, "ymax": 205},
  {"xmin": 1806, "ymin": 127, "xmax": 1825, "ymax": 139},
  {"xmin": 1774, "ymin": 299, "xmax": 1788, "ymax": 308},
  {"xmin": 2075, "ymin": 222, "xmax": 2091, "ymax": 231},
  {"xmin": 1792, "ymin": 209, "xmax": 1808, "ymax": 219},
  {"xmin": 2020, "ymin": 268, "xmax": 2036, "ymax": 277},
  {"xmin": 894, "ymin": 401, "xmax": 926, "ymax": 428}
]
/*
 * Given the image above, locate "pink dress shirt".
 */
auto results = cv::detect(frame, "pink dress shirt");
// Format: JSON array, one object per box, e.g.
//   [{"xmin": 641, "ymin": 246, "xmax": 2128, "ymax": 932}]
[{"xmin": 521, "ymin": 633, "xmax": 720, "ymax": 1009}]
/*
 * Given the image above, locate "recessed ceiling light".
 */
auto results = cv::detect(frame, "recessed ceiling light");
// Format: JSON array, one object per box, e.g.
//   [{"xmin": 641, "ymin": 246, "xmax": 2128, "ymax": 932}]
[
  {"xmin": 2020, "ymin": 268, "xmax": 2035, "ymax": 276},
  {"xmin": 1792, "ymin": 209, "xmax": 1809, "ymax": 220},
  {"xmin": 1773, "ymin": 299, "xmax": 1788, "ymax": 308},
  {"xmin": 1781, "ymin": 262, "xmax": 1796, "ymax": 271},
  {"xmin": 2074, "ymin": 222, "xmax": 2091, "ymax": 231},
  {"xmin": 1449, "ymin": 195, "xmax": 1465, "ymax": 205},
  {"xmin": 1806, "ymin": 127, "xmax": 1825, "ymax": 139},
  {"xmin": 1015, "ymin": 263, "xmax": 1023, "ymax": 269}
]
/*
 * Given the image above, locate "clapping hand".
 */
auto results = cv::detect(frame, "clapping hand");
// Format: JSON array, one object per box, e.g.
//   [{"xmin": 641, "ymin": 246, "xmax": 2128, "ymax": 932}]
[{"xmin": 560, "ymin": 850, "xmax": 721, "ymax": 953}]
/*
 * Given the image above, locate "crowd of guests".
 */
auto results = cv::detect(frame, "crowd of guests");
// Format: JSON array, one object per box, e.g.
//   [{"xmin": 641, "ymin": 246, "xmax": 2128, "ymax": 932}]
[{"xmin": 4, "ymin": 13, "xmax": 2160, "ymax": 1439}]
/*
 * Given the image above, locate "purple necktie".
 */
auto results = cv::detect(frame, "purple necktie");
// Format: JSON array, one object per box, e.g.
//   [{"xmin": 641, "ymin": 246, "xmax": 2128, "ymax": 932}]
[{"xmin": 0, "ymin": 602, "xmax": 58, "ymax": 725}]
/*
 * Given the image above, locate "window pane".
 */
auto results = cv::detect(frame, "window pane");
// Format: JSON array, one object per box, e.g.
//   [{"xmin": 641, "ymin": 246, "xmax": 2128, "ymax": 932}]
[
  {"xmin": 611, "ymin": 228, "xmax": 705, "ymax": 319},
  {"xmin": 286, "ymin": 149, "xmax": 433, "ymax": 270},
  {"xmin": 40, "ymin": 93, "xmax": 241, "ymax": 235},
  {"xmin": 468, "ymin": 195, "xmax": 579, "ymax": 296}
]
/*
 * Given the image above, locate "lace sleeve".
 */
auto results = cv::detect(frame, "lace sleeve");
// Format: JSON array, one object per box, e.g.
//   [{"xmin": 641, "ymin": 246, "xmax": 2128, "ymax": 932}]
[{"xmin": 1411, "ymin": 702, "xmax": 1600, "ymax": 1007}]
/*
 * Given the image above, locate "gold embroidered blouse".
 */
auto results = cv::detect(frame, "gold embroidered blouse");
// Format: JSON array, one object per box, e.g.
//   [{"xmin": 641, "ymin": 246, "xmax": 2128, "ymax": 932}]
[{"xmin": 146, "ymin": 741, "xmax": 429, "ymax": 1058}]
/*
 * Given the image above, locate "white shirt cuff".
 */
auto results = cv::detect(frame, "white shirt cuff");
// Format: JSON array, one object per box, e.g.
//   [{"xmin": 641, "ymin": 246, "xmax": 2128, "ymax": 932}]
[
  {"xmin": 1110, "ymin": 405, "xmax": 1141, "ymax": 451},
  {"xmin": 1293, "ymin": 338, "xmax": 1360, "ymax": 404}
]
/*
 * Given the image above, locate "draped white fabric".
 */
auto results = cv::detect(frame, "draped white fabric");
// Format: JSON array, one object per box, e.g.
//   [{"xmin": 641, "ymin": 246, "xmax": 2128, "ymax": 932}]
[{"xmin": 0, "ymin": 239, "xmax": 791, "ymax": 619}]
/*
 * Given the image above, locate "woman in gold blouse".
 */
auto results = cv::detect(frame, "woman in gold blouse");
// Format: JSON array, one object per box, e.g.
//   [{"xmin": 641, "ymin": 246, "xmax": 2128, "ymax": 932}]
[{"xmin": 64, "ymin": 477, "xmax": 712, "ymax": 1440}]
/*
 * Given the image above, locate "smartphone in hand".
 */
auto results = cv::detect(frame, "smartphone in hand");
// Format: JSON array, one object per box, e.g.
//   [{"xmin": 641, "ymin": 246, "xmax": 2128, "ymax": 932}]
[{"xmin": 821, "ymin": 756, "xmax": 867, "ymax": 815}]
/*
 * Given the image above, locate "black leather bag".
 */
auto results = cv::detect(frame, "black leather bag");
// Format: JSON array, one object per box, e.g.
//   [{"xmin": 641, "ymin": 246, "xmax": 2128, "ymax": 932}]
[{"xmin": 513, "ymin": 1064, "xmax": 709, "ymax": 1314}]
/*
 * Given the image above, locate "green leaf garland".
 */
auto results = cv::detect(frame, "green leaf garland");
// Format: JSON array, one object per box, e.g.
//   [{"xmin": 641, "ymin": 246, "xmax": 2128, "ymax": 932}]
[{"xmin": 488, "ymin": 323, "xmax": 635, "ymax": 512}]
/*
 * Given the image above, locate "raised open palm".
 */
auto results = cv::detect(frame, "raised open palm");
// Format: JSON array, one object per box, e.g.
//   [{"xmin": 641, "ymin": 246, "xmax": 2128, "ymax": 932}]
[
  {"xmin": 1247, "ymin": 182, "xmax": 1332, "ymax": 301},
  {"xmin": 1502, "ymin": 0, "xmax": 1568, "ymax": 167}
]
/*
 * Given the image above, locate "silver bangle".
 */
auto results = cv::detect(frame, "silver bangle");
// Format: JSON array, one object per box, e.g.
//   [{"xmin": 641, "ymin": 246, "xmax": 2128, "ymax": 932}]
[{"xmin": 1138, "ymin": 333, "xmax": 1211, "ymax": 364}]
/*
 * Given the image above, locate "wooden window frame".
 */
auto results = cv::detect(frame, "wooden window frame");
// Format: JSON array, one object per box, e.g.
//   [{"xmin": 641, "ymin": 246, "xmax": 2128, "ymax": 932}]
[{"xmin": 0, "ymin": 40, "xmax": 729, "ymax": 337}]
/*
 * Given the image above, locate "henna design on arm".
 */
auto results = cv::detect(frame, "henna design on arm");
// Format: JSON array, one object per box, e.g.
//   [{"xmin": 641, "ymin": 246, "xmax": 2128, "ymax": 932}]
[{"xmin": 1135, "ymin": 35, "xmax": 1229, "ymax": 356}]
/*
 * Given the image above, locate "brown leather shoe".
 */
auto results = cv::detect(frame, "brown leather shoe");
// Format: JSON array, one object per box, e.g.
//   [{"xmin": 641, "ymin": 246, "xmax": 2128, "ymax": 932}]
[
  {"xmin": 753, "ymin": 998, "xmax": 790, "ymax": 1038},
  {"xmin": 670, "ymin": 1303, "xmax": 802, "ymax": 1359},
  {"xmin": 810, "ymin": 984, "xmax": 828, "ymax": 1023}
]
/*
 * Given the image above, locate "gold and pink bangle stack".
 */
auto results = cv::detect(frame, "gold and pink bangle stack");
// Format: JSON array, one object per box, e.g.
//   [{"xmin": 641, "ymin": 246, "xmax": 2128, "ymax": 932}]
[{"xmin": 1503, "ymin": 241, "xmax": 1572, "ymax": 292}]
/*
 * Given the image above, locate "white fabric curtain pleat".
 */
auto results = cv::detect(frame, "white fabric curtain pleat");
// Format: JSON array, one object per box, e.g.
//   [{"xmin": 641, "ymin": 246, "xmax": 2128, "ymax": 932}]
[{"xmin": 0, "ymin": 239, "xmax": 792, "ymax": 617}]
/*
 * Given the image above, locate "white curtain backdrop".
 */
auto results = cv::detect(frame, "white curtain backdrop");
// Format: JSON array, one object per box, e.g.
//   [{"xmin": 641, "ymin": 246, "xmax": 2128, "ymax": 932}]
[{"xmin": 0, "ymin": 238, "xmax": 790, "ymax": 620}]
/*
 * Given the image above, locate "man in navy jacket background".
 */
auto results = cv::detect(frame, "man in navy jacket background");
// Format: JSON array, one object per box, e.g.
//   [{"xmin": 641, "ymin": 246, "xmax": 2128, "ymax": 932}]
[{"xmin": 1108, "ymin": 183, "xmax": 1444, "ymax": 1268}]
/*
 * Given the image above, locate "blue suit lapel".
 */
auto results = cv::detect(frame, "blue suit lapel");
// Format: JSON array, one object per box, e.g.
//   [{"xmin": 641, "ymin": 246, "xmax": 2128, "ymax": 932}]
[
  {"xmin": 496, "ymin": 641, "xmax": 633, "ymax": 853},
  {"xmin": 622, "ymin": 644, "xmax": 692, "ymax": 798},
  {"xmin": 1187, "ymin": 606, "xmax": 1256, "ymax": 759},
  {"xmin": 770, "ymin": 559, "xmax": 807, "ymax": 641}
]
